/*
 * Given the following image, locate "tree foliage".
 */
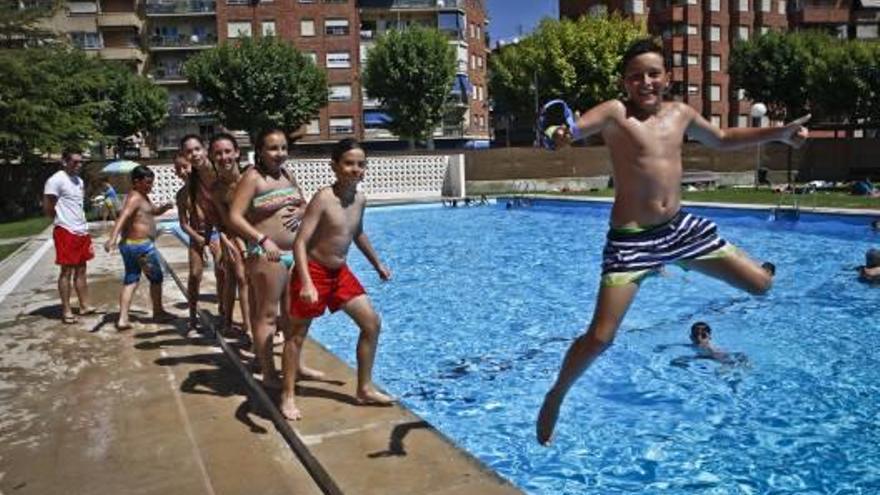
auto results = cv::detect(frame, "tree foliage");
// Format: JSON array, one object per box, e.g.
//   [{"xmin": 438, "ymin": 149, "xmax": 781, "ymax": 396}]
[
  {"xmin": 362, "ymin": 25, "xmax": 457, "ymax": 145},
  {"xmin": 489, "ymin": 15, "xmax": 645, "ymax": 122},
  {"xmin": 184, "ymin": 36, "xmax": 327, "ymax": 138},
  {"xmin": 101, "ymin": 66, "xmax": 168, "ymax": 140},
  {"xmin": 0, "ymin": 0, "xmax": 61, "ymax": 48},
  {"xmin": 730, "ymin": 30, "xmax": 880, "ymax": 123}
]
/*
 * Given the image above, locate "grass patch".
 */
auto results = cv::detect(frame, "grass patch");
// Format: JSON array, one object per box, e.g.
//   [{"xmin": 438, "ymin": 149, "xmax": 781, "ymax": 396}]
[
  {"xmin": 0, "ymin": 216, "xmax": 52, "ymax": 239},
  {"xmin": 545, "ymin": 188, "xmax": 880, "ymax": 211},
  {"xmin": 0, "ymin": 242, "xmax": 24, "ymax": 262}
]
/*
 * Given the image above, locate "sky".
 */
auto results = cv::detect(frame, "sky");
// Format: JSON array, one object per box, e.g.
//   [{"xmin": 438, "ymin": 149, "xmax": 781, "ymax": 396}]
[{"xmin": 485, "ymin": 0, "xmax": 557, "ymax": 47}]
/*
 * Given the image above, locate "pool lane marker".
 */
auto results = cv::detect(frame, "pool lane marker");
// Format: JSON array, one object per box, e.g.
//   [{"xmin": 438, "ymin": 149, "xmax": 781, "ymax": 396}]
[
  {"xmin": 157, "ymin": 250, "xmax": 345, "ymax": 495},
  {"xmin": 0, "ymin": 238, "xmax": 52, "ymax": 306}
]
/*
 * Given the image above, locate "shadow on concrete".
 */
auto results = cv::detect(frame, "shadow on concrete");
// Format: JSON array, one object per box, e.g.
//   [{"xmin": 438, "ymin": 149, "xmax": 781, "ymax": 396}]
[{"xmin": 367, "ymin": 420, "xmax": 431, "ymax": 458}]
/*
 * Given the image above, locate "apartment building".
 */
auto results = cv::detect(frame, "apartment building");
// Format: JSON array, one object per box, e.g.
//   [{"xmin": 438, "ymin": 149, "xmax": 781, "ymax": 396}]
[
  {"xmin": 559, "ymin": 0, "xmax": 879, "ymax": 129},
  {"xmin": 42, "ymin": 0, "xmax": 146, "ymax": 72}
]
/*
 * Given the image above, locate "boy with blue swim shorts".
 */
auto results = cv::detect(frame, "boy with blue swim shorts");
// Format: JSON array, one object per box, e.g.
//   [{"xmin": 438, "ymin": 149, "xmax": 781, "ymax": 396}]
[
  {"xmin": 105, "ymin": 165, "xmax": 174, "ymax": 330},
  {"xmin": 536, "ymin": 38, "xmax": 810, "ymax": 445}
]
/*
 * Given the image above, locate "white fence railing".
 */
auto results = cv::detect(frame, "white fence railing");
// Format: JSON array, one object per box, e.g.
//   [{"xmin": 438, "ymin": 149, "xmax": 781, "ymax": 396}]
[{"xmin": 148, "ymin": 154, "xmax": 464, "ymax": 207}]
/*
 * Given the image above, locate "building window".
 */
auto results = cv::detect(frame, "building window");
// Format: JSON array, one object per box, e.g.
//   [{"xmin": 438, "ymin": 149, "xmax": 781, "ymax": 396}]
[
  {"xmin": 710, "ymin": 55, "xmax": 721, "ymax": 72},
  {"xmin": 300, "ymin": 19, "xmax": 315, "ymax": 37},
  {"xmin": 710, "ymin": 85, "xmax": 721, "ymax": 102},
  {"xmin": 777, "ymin": 0, "xmax": 786, "ymax": 14},
  {"xmin": 70, "ymin": 31, "xmax": 102, "ymax": 49},
  {"xmin": 738, "ymin": 0, "xmax": 749, "ymax": 11},
  {"xmin": 262, "ymin": 21, "xmax": 275, "ymax": 37},
  {"xmin": 477, "ymin": 55, "xmax": 483, "ymax": 68},
  {"xmin": 710, "ymin": 0, "xmax": 721, "ymax": 12},
  {"xmin": 476, "ymin": 24, "xmax": 481, "ymax": 40},
  {"xmin": 329, "ymin": 117, "xmax": 354, "ymax": 134},
  {"xmin": 470, "ymin": 54, "xmax": 475, "ymax": 70},
  {"xmin": 687, "ymin": 54, "xmax": 699, "ymax": 66},
  {"xmin": 737, "ymin": 88, "xmax": 746, "ymax": 100},
  {"xmin": 688, "ymin": 84, "xmax": 700, "ymax": 95},
  {"xmin": 328, "ymin": 84, "xmax": 352, "ymax": 101},
  {"xmin": 687, "ymin": 24, "xmax": 698, "ymax": 36},
  {"xmin": 326, "ymin": 51, "xmax": 351, "ymax": 68},
  {"xmin": 228, "ymin": 21, "xmax": 252, "ymax": 38},
  {"xmin": 673, "ymin": 52, "xmax": 683, "ymax": 67},
  {"xmin": 625, "ymin": 0, "xmax": 645, "ymax": 14},
  {"xmin": 325, "ymin": 19, "xmax": 349, "ymax": 36},
  {"xmin": 737, "ymin": 26, "xmax": 750, "ymax": 41},
  {"xmin": 299, "ymin": 0, "xmax": 316, "ymax": 2},
  {"xmin": 710, "ymin": 25, "xmax": 721, "ymax": 42},
  {"xmin": 304, "ymin": 51, "xmax": 318, "ymax": 65},
  {"xmin": 711, "ymin": 115, "xmax": 721, "ymax": 127},
  {"xmin": 737, "ymin": 115, "xmax": 750, "ymax": 128},
  {"xmin": 687, "ymin": 0, "xmax": 697, "ymax": 4},
  {"xmin": 760, "ymin": 26, "xmax": 770, "ymax": 35},
  {"xmin": 856, "ymin": 24, "xmax": 878, "ymax": 39},
  {"xmin": 760, "ymin": 0, "xmax": 771, "ymax": 11},
  {"xmin": 306, "ymin": 118, "xmax": 320, "ymax": 135}
]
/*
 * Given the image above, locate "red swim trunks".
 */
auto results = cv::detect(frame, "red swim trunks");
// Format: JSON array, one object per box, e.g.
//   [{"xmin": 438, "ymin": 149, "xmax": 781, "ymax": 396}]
[
  {"xmin": 53, "ymin": 226, "xmax": 94, "ymax": 266},
  {"xmin": 289, "ymin": 259, "xmax": 366, "ymax": 318}
]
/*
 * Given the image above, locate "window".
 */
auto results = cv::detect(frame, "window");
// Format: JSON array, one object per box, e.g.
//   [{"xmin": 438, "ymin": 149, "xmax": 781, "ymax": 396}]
[
  {"xmin": 470, "ymin": 54, "xmax": 475, "ymax": 70},
  {"xmin": 710, "ymin": 84, "xmax": 721, "ymax": 101},
  {"xmin": 737, "ymin": 115, "xmax": 750, "ymax": 128},
  {"xmin": 70, "ymin": 31, "xmax": 102, "ymax": 49},
  {"xmin": 737, "ymin": 88, "xmax": 746, "ymax": 100},
  {"xmin": 626, "ymin": 0, "xmax": 644, "ymax": 14},
  {"xmin": 328, "ymin": 84, "xmax": 352, "ymax": 101},
  {"xmin": 687, "ymin": 0, "xmax": 697, "ymax": 4},
  {"xmin": 710, "ymin": 0, "xmax": 720, "ymax": 11},
  {"xmin": 672, "ymin": 52, "xmax": 683, "ymax": 67},
  {"xmin": 711, "ymin": 115, "xmax": 721, "ymax": 127},
  {"xmin": 227, "ymin": 21, "xmax": 251, "ymax": 38},
  {"xmin": 306, "ymin": 119, "xmax": 320, "ymax": 135},
  {"xmin": 262, "ymin": 21, "xmax": 275, "ymax": 37},
  {"xmin": 300, "ymin": 19, "xmax": 315, "ymax": 37},
  {"xmin": 710, "ymin": 55, "xmax": 721, "ymax": 72},
  {"xmin": 760, "ymin": 26, "xmax": 770, "ymax": 35},
  {"xmin": 688, "ymin": 84, "xmax": 700, "ymax": 95},
  {"xmin": 760, "ymin": 0, "xmax": 770, "ymax": 11},
  {"xmin": 325, "ymin": 19, "xmax": 349, "ymax": 36},
  {"xmin": 856, "ymin": 24, "xmax": 878, "ymax": 39},
  {"xmin": 687, "ymin": 24, "xmax": 698, "ymax": 36},
  {"xmin": 329, "ymin": 117, "xmax": 354, "ymax": 134},
  {"xmin": 304, "ymin": 51, "xmax": 318, "ymax": 65},
  {"xmin": 738, "ymin": 0, "xmax": 748, "ymax": 11},
  {"xmin": 326, "ymin": 51, "xmax": 351, "ymax": 68},
  {"xmin": 687, "ymin": 54, "xmax": 699, "ymax": 66},
  {"xmin": 477, "ymin": 55, "xmax": 483, "ymax": 68},
  {"xmin": 737, "ymin": 26, "xmax": 750, "ymax": 41},
  {"xmin": 476, "ymin": 25, "xmax": 481, "ymax": 40},
  {"xmin": 710, "ymin": 25, "xmax": 721, "ymax": 41},
  {"xmin": 469, "ymin": 23, "xmax": 475, "ymax": 39},
  {"xmin": 299, "ymin": 0, "xmax": 316, "ymax": 2},
  {"xmin": 777, "ymin": 0, "xmax": 786, "ymax": 14}
]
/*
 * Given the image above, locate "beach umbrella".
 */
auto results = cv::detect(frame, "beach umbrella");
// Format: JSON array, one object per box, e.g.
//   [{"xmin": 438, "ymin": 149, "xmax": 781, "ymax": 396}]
[{"xmin": 101, "ymin": 159, "xmax": 141, "ymax": 175}]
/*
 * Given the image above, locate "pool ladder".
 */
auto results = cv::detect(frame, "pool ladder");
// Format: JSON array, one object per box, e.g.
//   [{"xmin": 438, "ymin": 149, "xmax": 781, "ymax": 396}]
[
  {"xmin": 772, "ymin": 185, "xmax": 818, "ymax": 221},
  {"xmin": 506, "ymin": 180, "xmax": 537, "ymax": 208}
]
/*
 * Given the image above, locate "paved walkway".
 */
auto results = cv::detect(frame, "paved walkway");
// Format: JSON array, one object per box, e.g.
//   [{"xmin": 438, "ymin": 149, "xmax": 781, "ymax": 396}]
[{"xmin": 0, "ymin": 225, "xmax": 521, "ymax": 495}]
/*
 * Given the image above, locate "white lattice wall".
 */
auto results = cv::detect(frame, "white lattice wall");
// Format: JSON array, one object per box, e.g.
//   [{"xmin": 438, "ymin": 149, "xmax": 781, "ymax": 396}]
[{"xmin": 147, "ymin": 154, "xmax": 463, "ymax": 208}]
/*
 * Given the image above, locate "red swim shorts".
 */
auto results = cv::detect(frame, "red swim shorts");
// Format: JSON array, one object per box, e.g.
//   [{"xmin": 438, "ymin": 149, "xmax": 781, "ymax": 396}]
[
  {"xmin": 53, "ymin": 226, "xmax": 94, "ymax": 266},
  {"xmin": 289, "ymin": 259, "xmax": 366, "ymax": 318}
]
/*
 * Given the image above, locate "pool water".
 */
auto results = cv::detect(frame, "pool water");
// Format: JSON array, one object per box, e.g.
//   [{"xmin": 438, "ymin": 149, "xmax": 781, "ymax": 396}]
[{"xmin": 307, "ymin": 199, "xmax": 879, "ymax": 494}]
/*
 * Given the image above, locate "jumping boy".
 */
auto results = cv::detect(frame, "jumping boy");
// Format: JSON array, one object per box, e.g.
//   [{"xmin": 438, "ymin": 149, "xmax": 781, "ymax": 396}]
[
  {"xmin": 104, "ymin": 165, "xmax": 174, "ymax": 330},
  {"xmin": 287, "ymin": 138, "xmax": 393, "ymax": 420},
  {"xmin": 536, "ymin": 38, "xmax": 809, "ymax": 444}
]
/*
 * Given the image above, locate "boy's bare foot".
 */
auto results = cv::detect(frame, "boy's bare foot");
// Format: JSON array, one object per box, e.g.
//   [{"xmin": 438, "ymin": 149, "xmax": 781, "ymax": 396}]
[
  {"xmin": 296, "ymin": 365, "xmax": 326, "ymax": 381},
  {"xmin": 62, "ymin": 314, "xmax": 78, "ymax": 325},
  {"xmin": 279, "ymin": 394, "xmax": 302, "ymax": 421},
  {"xmin": 536, "ymin": 390, "xmax": 563, "ymax": 446},
  {"xmin": 79, "ymin": 306, "xmax": 98, "ymax": 316},
  {"xmin": 115, "ymin": 321, "xmax": 133, "ymax": 331},
  {"xmin": 356, "ymin": 388, "xmax": 395, "ymax": 406}
]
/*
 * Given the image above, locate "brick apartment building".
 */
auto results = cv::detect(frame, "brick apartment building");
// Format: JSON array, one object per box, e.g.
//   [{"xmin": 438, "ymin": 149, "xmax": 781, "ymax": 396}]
[
  {"xmin": 41, "ymin": 0, "xmax": 491, "ymax": 154},
  {"xmin": 559, "ymin": 0, "xmax": 880, "ymax": 129}
]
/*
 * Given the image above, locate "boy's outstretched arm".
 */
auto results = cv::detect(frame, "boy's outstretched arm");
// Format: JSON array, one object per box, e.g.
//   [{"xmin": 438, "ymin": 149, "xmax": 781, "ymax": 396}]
[
  {"xmin": 104, "ymin": 194, "xmax": 137, "ymax": 252},
  {"xmin": 686, "ymin": 108, "xmax": 810, "ymax": 150},
  {"xmin": 353, "ymin": 208, "xmax": 390, "ymax": 281},
  {"xmin": 551, "ymin": 100, "xmax": 622, "ymax": 148}
]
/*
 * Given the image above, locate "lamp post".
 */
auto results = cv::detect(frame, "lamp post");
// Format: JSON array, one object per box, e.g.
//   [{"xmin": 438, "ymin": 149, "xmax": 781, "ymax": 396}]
[{"xmin": 751, "ymin": 102, "xmax": 767, "ymax": 189}]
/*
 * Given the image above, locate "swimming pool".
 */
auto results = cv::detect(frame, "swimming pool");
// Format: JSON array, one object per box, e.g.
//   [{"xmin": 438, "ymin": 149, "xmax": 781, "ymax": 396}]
[{"xmin": 308, "ymin": 199, "xmax": 879, "ymax": 494}]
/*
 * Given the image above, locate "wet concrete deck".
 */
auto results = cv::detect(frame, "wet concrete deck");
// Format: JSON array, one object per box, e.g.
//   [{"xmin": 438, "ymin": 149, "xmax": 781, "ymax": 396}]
[{"xmin": 0, "ymin": 225, "xmax": 521, "ymax": 495}]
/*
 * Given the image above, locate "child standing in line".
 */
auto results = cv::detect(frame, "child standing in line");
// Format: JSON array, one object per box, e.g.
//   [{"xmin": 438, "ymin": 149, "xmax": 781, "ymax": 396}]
[
  {"xmin": 104, "ymin": 165, "xmax": 174, "ymax": 330},
  {"xmin": 535, "ymin": 38, "xmax": 809, "ymax": 444},
  {"xmin": 286, "ymin": 138, "xmax": 394, "ymax": 421}
]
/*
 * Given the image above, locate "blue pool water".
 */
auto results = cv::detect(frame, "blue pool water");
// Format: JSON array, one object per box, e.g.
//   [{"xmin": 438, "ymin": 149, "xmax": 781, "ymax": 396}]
[{"xmin": 309, "ymin": 199, "xmax": 878, "ymax": 494}]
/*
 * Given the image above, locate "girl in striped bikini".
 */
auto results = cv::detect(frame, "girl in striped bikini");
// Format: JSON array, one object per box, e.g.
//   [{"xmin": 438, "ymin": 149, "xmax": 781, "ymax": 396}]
[{"xmin": 228, "ymin": 128, "xmax": 324, "ymax": 420}]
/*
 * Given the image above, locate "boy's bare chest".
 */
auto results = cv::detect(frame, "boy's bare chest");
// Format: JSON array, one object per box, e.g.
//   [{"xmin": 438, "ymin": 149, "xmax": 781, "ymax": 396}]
[{"xmin": 324, "ymin": 204, "xmax": 360, "ymax": 234}]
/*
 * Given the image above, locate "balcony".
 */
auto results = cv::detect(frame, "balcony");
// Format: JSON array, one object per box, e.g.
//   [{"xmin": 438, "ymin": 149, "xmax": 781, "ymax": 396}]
[
  {"xmin": 790, "ymin": 0, "xmax": 852, "ymax": 24},
  {"xmin": 98, "ymin": 11, "xmax": 143, "ymax": 28},
  {"xmin": 149, "ymin": 33, "xmax": 217, "ymax": 50},
  {"xmin": 100, "ymin": 46, "xmax": 146, "ymax": 62},
  {"xmin": 145, "ymin": 0, "xmax": 216, "ymax": 16},
  {"xmin": 358, "ymin": 0, "xmax": 464, "ymax": 11},
  {"xmin": 150, "ymin": 64, "xmax": 187, "ymax": 83},
  {"xmin": 169, "ymin": 99, "xmax": 210, "ymax": 117}
]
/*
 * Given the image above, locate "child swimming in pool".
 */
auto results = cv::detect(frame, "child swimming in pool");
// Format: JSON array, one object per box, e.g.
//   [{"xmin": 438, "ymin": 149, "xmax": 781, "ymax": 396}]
[
  {"xmin": 287, "ymin": 138, "xmax": 394, "ymax": 420},
  {"xmin": 536, "ymin": 37, "xmax": 809, "ymax": 444}
]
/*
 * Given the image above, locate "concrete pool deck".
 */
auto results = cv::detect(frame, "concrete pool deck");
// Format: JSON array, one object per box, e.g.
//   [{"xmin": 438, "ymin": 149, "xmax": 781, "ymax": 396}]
[{"xmin": 0, "ymin": 224, "xmax": 521, "ymax": 495}]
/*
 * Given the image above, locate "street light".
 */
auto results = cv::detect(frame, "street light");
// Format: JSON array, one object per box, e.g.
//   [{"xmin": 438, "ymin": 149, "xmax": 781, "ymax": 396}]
[{"xmin": 751, "ymin": 102, "xmax": 767, "ymax": 189}]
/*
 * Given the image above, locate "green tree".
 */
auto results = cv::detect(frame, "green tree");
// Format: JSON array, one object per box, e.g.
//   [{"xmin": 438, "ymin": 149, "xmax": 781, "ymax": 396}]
[
  {"xmin": 101, "ymin": 65, "xmax": 168, "ymax": 144},
  {"xmin": 489, "ymin": 15, "xmax": 644, "ymax": 125},
  {"xmin": 184, "ymin": 36, "xmax": 327, "ymax": 138},
  {"xmin": 0, "ymin": 0, "xmax": 61, "ymax": 48},
  {"xmin": 362, "ymin": 25, "xmax": 456, "ymax": 148},
  {"xmin": 810, "ymin": 40, "xmax": 880, "ymax": 124}
]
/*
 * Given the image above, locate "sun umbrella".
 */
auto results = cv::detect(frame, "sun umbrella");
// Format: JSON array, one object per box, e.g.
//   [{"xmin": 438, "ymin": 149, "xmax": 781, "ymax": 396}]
[{"xmin": 101, "ymin": 159, "xmax": 141, "ymax": 175}]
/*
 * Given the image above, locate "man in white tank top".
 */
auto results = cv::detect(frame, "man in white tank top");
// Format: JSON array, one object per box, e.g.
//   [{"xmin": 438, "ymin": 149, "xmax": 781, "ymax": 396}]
[{"xmin": 43, "ymin": 149, "xmax": 96, "ymax": 324}]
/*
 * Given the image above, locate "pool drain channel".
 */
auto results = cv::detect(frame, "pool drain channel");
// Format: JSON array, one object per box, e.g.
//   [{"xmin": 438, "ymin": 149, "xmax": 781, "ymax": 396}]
[{"xmin": 159, "ymin": 251, "xmax": 345, "ymax": 495}]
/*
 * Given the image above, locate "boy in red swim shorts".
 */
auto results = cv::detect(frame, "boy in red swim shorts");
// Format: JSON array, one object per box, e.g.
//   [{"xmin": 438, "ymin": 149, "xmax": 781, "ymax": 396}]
[{"xmin": 287, "ymin": 138, "xmax": 393, "ymax": 421}]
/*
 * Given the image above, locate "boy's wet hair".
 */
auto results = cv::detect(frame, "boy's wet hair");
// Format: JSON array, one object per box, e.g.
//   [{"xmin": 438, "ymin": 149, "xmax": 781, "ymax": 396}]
[
  {"xmin": 619, "ymin": 37, "xmax": 665, "ymax": 74},
  {"xmin": 866, "ymin": 248, "xmax": 880, "ymax": 268},
  {"xmin": 178, "ymin": 134, "xmax": 204, "ymax": 150},
  {"xmin": 209, "ymin": 132, "xmax": 239, "ymax": 151},
  {"xmin": 331, "ymin": 138, "xmax": 365, "ymax": 163},
  {"xmin": 690, "ymin": 321, "xmax": 712, "ymax": 344},
  {"xmin": 130, "ymin": 164, "xmax": 155, "ymax": 182}
]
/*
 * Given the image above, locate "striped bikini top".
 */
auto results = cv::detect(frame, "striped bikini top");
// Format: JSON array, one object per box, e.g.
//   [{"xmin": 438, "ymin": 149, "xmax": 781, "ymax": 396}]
[{"xmin": 251, "ymin": 187, "xmax": 302, "ymax": 216}]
